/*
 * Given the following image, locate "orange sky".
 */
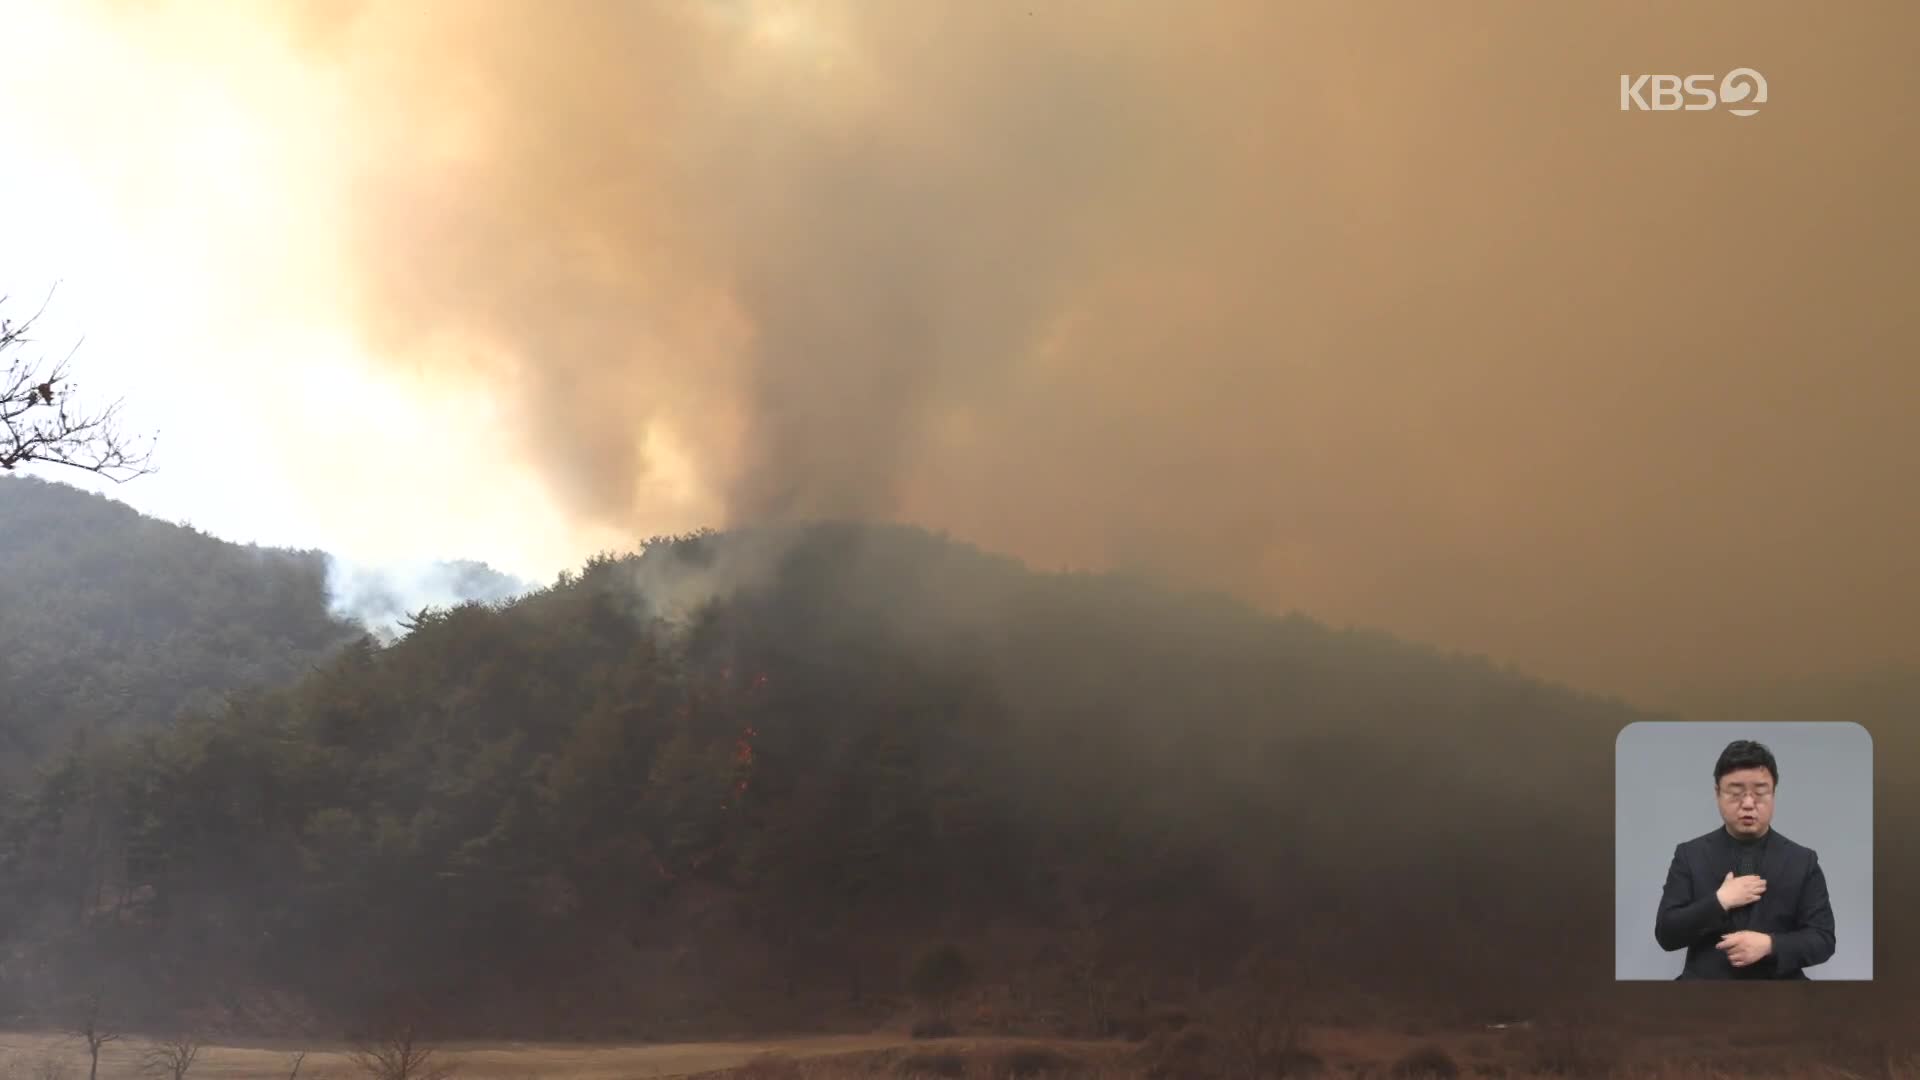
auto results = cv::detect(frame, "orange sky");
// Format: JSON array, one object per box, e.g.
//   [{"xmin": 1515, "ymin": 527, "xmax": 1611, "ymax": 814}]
[{"xmin": 3, "ymin": 0, "xmax": 1915, "ymax": 707}]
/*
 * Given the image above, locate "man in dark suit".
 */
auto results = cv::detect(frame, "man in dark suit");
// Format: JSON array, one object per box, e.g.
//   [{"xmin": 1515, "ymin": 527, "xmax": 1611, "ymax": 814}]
[{"xmin": 1654, "ymin": 739, "xmax": 1836, "ymax": 979}]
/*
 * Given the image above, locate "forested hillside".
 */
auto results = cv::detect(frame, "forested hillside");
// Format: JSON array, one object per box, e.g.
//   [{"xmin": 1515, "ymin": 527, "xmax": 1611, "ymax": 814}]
[
  {"xmin": 0, "ymin": 521, "xmax": 1663, "ymax": 1038},
  {"xmin": 0, "ymin": 477, "xmax": 362, "ymax": 768}
]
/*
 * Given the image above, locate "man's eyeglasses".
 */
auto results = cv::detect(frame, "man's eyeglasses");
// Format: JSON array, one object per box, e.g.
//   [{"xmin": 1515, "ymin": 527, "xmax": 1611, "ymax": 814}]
[{"xmin": 1719, "ymin": 787, "xmax": 1773, "ymax": 803}]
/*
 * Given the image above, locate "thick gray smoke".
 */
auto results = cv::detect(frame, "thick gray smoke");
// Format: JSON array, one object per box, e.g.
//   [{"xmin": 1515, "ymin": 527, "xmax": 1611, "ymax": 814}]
[{"xmin": 63, "ymin": 0, "xmax": 1920, "ymax": 705}]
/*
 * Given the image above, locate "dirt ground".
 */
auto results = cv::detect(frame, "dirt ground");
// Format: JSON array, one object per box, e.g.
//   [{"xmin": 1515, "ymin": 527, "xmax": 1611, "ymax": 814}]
[{"xmin": 0, "ymin": 1032, "xmax": 1114, "ymax": 1080}]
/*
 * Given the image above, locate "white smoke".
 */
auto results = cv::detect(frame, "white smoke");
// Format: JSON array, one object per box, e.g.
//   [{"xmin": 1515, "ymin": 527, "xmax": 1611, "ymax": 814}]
[
  {"xmin": 619, "ymin": 527, "xmax": 792, "ymax": 630},
  {"xmin": 323, "ymin": 554, "xmax": 535, "ymax": 641}
]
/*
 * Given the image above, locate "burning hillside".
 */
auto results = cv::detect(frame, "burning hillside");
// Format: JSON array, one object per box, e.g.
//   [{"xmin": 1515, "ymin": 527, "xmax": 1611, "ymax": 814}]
[{"xmin": 0, "ymin": 521, "xmax": 1646, "ymax": 1036}]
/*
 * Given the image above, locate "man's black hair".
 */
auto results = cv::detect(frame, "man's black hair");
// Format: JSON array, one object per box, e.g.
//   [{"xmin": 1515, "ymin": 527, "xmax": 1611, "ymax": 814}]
[{"xmin": 1715, "ymin": 739, "xmax": 1778, "ymax": 787}]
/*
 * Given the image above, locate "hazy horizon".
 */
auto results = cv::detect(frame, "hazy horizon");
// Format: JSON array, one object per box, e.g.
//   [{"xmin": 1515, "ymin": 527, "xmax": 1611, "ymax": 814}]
[{"xmin": 4, "ymin": 0, "xmax": 1916, "ymax": 709}]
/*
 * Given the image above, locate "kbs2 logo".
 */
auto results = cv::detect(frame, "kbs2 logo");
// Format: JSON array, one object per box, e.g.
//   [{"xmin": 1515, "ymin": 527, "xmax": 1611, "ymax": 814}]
[{"xmin": 1619, "ymin": 69, "xmax": 1768, "ymax": 117}]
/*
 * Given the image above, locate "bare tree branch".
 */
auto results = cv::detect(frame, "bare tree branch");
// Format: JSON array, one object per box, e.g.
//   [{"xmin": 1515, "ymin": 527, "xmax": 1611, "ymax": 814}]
[
  {"xmin": 66, "ymin": 993, "xmax": 121, "ymax": 1080},
  {"xmin": 1, "ymin": 289, "xmax": 155, "ymax": 482},
  {"xmin": 141, "ymin": 1033, "xmax": 201, "ymax": 1080},
  {"xmin": 347, "ymin": 1026, "xmax": 456, "ymax": 1080}
]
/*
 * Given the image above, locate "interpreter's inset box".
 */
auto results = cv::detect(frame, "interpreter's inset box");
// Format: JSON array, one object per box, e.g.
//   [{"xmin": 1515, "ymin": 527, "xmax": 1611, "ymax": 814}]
[{"xmin": 1614, "ymin": 722, "xmax": 1871, "ymax": 980}]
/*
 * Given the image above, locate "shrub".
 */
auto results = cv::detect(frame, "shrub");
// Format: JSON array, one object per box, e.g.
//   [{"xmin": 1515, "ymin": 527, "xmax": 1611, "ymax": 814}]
[
  {"xmin": 995, "ymin": 1046, "xmax": 1084, "ymax": 1078},
  {"xmin": 1142, "ymin": 1025, "xmax": 1220, "ymax": 1079},
  {"xmin": 1389, "ymin": 1045, "xmax": 1460, "ymax": 1078},
  {"xmin": 894, "ymin": 1050, "xmax": 967, "ymax": 1077},
  {"xmin": 1148, "ymin": 1007, "xmax": 1192, "ymax": 1033},
  {"xmin": 729, "ymin": 1055, "xmax": 804, "ymax": 1080},
  {"xmin": 910, "ymin": 1018, "xmax": 958, "ymax": 1039},
  {"xmin": 1272, "ymin": 1048, "xmax": 1326, "ymax": 1077},
  {"xmin": 908, "ymin": 944, "xmax": 975, "ymax": 1012},
  {"xmin": 1524, "ymin": 1026, "xmax": 1617, "ymax": 1076}
]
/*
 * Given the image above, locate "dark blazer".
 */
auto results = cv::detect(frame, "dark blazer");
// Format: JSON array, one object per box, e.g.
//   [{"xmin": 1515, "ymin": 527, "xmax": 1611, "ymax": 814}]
[{"xmin": 1654, "ymin": 827, "xmax": 1836, "ymax": 979}]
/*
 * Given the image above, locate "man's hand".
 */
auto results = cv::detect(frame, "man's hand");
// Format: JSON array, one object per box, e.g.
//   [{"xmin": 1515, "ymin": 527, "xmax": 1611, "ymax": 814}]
[
  {"xmin": 1717, "ymin": 930, "xmax": 1774, "ymax": 968},
  {"xmin": 1716, "ymin": 871, "xmax": 1766, "ymax": 910}
]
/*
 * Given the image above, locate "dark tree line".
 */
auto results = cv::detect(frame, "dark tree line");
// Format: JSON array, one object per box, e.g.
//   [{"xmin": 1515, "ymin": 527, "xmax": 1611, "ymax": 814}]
[
  {"xmin": 0, "ymin": 477, "xmax": 365, "ymax": 772},
  {"xmin": 0, "ymin": 521, "xmax": 1676, "ymax": 1037}
]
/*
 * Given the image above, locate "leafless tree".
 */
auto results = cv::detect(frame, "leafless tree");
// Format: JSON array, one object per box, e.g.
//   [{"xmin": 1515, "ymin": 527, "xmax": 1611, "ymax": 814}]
[
  {"xmin": 346, "ymin": 1027, "xmax": 456, "ymax": 1080},
  {"xmin": 1, "ymin": 290, "xmax": 154, "ymax": 481},
  {"xmin": 141, "ymin": 1033, "xmax": 201, "ymax": 1080},
  {"xmin": 1209, "ymin": 944, "xmax": 1311, "ymax": 1079},
  {"xmin": 67, "ymin": 994, "xmax": 120, "ymax": 1080},
  {"xmin": 1214, "ymin": 996, "xmax": 1304, "ymax": 1080},
  {"xmin": 287, "ymin": 1051, "xmax": 308, "ymax": 1080},
  {"xmin": 1061, "ymin": 891, "xmax": 1117, "ymax": 1035}
]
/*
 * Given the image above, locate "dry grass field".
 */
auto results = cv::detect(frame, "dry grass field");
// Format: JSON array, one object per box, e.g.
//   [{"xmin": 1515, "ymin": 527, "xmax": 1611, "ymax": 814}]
[
  {"xmin": 0, "ymin": 1032, "xmax": 892, "ymax": 1080},
  {"xmin": 3, "ymin": 1021, "xmax": 1917, "ymax": 1080},
  {"xmin": 0, "ymin": 1033, "xmax": 1129, "ymax": 1080}
]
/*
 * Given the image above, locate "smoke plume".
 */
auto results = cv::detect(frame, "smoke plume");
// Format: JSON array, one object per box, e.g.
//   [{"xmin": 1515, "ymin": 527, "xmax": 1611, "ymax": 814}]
[
  {"xmin": 325, "ymin": 556, "xmax": 534, "ymax": 640},
  {"xmin": 31, "ymin": 0, "xmax": 1920, "ymax": 703}
]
